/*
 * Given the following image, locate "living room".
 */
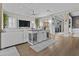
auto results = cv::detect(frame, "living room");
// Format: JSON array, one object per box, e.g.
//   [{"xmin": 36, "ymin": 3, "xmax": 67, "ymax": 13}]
[{"xmin": 0, "ymin": 3, "xmax": 79, "ymax": 56}]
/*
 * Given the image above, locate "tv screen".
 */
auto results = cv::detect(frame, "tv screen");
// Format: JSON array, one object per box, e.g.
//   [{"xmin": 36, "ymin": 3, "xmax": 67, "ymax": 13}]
[{"xmin": 19, "ymin": 20, "xmax": 30, "ymax": 27}]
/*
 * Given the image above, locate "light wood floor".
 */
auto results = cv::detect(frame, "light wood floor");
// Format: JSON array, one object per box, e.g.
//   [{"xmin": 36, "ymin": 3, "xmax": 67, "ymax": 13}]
[{"xmin": 16, "ymin": 35, "xmax": 79, "ymax": 56}]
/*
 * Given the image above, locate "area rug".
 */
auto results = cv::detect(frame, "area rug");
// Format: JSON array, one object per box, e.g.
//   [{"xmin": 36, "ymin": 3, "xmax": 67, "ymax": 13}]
[
  {"xmin": 30, "ymin": 39, "xmax": 56, "ymax": 52},
  {"xmin": 0, "ymin": 47, "xmax": 20, "ymax": 56}
]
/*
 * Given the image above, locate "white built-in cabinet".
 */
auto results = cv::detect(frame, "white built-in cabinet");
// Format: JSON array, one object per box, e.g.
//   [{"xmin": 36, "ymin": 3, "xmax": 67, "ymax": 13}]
[
  {"xmin": 1, "ymin": 29, "xmax": 28, "ymax": 48},
  {"xmin": 28, "ymin": 30, "xmax": 47, "ymax": 45}
]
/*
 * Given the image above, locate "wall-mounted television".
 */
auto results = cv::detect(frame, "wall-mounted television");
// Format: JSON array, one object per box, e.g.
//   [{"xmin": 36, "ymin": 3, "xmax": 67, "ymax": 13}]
[{"xmin": 19, "ymin": 20, "xmax": 30, "ymax": 27}]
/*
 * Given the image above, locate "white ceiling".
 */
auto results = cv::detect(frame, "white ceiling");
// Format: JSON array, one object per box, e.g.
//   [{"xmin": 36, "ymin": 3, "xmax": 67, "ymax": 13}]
[{"xmin": 3, "ymin": 3, "xmax": 79, "ymax": 17}]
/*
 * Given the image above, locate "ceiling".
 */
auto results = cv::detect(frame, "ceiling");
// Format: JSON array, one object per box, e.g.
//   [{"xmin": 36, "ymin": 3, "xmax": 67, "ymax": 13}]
[{"xmin": 3, "ymin": 3, "xmax": 79, "ymax": 17}]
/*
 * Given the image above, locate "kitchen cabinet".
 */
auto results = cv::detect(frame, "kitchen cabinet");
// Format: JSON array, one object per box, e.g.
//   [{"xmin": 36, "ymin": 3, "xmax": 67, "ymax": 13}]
[{"xmin": 28, "ymin": 30, "xmax": 47, "ymax": 45}]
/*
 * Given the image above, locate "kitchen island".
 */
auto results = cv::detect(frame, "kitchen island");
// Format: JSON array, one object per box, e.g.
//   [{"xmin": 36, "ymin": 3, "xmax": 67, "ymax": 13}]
[{"xmin": 27, "ymin": 30, "xmax": 47, "ymax": 45}]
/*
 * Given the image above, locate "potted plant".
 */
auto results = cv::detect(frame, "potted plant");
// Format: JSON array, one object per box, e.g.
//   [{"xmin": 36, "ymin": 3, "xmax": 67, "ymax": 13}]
[{"xmin": 3, "ymin": 13, "xmax": 8, "ymax": 28}]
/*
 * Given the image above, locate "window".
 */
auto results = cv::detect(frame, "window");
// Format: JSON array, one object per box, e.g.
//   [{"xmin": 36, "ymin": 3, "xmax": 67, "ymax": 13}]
[{"xmin": 8, "ymin": 16, "xmax": 17, "ymax": 28}]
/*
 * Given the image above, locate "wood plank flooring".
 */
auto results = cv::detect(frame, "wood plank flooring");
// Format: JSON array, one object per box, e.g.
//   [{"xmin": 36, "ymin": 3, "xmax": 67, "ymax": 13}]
[{"xmin": 16, "ymin": 35, "xmax": 79, "ymax": 56}]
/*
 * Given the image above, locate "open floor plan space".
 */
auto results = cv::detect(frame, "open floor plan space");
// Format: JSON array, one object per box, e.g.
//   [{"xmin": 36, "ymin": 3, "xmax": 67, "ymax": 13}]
[
  {"xmin": 0, "ymin": 3, "xmax": 79, "ymax": 56},
  {"xmin": 16, "ymin": 36, "xmax": 79, "ymax": 56}
]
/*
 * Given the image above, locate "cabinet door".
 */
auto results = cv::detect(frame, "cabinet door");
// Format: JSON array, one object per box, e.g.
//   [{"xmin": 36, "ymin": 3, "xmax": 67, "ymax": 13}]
[
  {"xmin": 29, "ymin": 33, "xmax": 33, "ymax": 43},
  {"xmin": 37, "ymin": 31, "xmax": 46, "ymax": 42},
  {"xmin": 33, "ymin": 33, "xmax": 37, "ymax": 44},
  {"xmin": 1, "ymin": 32, "xmax": 24, "ymax": 48}
]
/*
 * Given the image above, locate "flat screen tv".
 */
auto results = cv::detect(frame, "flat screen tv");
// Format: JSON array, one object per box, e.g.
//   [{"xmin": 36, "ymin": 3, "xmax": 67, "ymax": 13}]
[{"xmin": 19, "ymin": 20, "xmax": 30, "ymax": 27}]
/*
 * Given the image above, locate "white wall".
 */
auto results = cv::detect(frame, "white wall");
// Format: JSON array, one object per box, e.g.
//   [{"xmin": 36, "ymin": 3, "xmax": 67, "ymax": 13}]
[{"xmin": 4, "ymin": 11, "xmax": 35, "ymax": 29}]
